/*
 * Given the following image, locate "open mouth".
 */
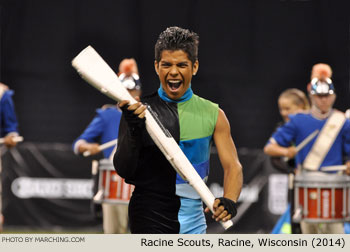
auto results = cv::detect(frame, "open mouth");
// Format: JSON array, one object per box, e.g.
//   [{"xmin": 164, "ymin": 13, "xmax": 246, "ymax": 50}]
[{"xmin": 167, "ymin": 79, "xmax": 183, "ymax": 91}]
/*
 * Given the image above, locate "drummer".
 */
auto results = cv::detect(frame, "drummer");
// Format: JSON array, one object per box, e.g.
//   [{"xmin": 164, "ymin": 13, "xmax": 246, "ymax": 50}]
[
  {"xmin": 72, "ymin": 58, "xmax": 141, "ymax": 234},
  {"xmin": 269, "ymin": 88, "xmax": 310, "ymax": 174},
  {"xmin": 269, "ymin": 88, "xmax": 310, "ymax": 234},
  {"xmin": 264, "ymin": 63, "xmax": 350, "ymax": 234}
]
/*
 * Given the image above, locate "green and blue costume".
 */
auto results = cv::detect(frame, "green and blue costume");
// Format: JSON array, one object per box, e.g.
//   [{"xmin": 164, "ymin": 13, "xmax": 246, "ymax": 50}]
[{"xmin": 115, "ymin": 86, "xmax": 218, "ymax": 234}]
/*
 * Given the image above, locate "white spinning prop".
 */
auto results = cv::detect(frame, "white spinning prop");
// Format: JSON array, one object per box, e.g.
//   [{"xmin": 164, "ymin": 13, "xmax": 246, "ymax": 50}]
[{"xmin": 72, "ymin": 46, "xmax": 233, "ymax": 230}]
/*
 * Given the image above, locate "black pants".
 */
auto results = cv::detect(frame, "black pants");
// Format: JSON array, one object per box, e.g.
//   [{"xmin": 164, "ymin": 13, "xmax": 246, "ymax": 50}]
[{"xmin": 128, "ymin": 188, "xmax": 180, "ymax": 234}]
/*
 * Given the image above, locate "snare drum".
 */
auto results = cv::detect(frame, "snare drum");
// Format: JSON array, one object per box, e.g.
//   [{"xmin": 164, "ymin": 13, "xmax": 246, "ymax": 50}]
[
  {"xmin": 93, "ymin": 159, "xmax": 134, "ymax": 204},
  {"xmin": 293, "ymin": 171, "xmax": 350, "ymax": 223}
]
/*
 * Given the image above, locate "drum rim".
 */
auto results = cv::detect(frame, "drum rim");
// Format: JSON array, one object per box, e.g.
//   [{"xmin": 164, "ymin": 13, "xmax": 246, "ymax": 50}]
[
  {"xmin": 98, "ymin": 158, "xmax": 115, "ymax": 170},
  {"xmin": 296, "ymin": 217, "xmax": 350, "ymax": 223},
  {"xmin": 294, "ymin": 182, "xmax": 349, "ymax": 188},
  {"xmin": 294, "ymin": 173, "xmax": 350, "ymax": 183},
  {"xmin": 97, "ymin": 199, "xmax": 130, "ymax": 204}
]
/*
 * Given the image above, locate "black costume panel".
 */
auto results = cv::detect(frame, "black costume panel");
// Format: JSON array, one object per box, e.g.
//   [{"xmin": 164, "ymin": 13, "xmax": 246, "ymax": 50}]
[
  {"xmin": 128, "ymin": 188, "xmax": 180, "ymax": 234},
  {"xmin": 114, "ymin": 92, "xmax": 181, "ymax": 233}
]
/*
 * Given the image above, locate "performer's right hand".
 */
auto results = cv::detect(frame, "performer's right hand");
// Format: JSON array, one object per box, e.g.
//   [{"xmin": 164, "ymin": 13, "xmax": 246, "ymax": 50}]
[
  {"xmin": 119, "ymin": 98, "xmax": 146, "ymax": 136},
  {"xmin": 119, "ymin": 98, "xmax": 146, "ymax": 119}
]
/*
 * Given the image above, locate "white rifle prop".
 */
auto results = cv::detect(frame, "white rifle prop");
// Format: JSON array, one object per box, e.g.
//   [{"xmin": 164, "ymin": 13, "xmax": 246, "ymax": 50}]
[
  {"xmin": 72, "ymin": 46, "xmax": 233, "ymax": 230},
  {"xmin": 83, "ymin": 138, "xmax": 118, "ymax": 157},
  {"xmin": 0, "ymin": 136, "xmax": 23, "ymax": 144}
]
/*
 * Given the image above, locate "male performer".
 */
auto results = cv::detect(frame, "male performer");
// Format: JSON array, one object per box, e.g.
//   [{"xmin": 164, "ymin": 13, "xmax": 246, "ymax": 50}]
[
  {"xmin": 73, "ymin": 59, "xmax": 141, "ymax": 234},
  {"xmin": 0, "ymin": 82, "xmax": 20, "ymax": 232},
  {"xmin": 114, "ymin": 26, "xmax": 243, "ymax": 234},
  {"xmin": 264, "ymin": 63, "xmax": 350, "ymax": 234}
]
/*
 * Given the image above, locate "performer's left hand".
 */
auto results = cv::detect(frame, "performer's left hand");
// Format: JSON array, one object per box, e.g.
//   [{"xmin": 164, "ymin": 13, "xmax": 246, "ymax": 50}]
[{"xmin": 204, "ymin": 197, "xmax": 237, "ymax": 222}]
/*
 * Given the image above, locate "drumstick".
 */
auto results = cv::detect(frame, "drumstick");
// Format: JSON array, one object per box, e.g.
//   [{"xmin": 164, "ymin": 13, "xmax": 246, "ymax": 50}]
[
  {"xmin": 72, "ymin": 46, "xmax": 233, "ymax": 230},
  {"xmin": 283, "ymin": 129, "xmax": 319, "ymax": 162},
  {"xmin": 320, "ymin": 165, "xmax": 347, "ymax": 172},
  {"xmin": 0, "ymin": 136, "xmax": 23, "ymax": 144},
  {"xmin": 83, "ymin": 138, "xmax": 118, "ymax": 157}
]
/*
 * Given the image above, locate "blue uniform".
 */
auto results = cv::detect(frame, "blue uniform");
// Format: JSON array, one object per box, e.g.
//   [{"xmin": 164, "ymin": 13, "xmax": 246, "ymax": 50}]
[
  {"xmin": 73, "ymin": 106, "xmax": 122, "ymax": 158},
  {"xmin": 268, "ymin": 111, "xmax": 350, "ymax": 234},
  {"xmin": 270, "ymin": 112, "xmax": 350, "ymax": 170},
  {"xmin": 0, "ymin": 90, "xmax": 19, "ymax": 136}
]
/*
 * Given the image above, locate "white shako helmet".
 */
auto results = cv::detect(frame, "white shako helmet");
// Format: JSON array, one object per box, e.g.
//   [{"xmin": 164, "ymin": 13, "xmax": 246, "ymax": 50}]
[
  {"xmin": 309, "ymin": 77, "xmax": 335, "ymax": 95},
  {"xmin": 118, "ymin": 72, "xmax": 141, "ymax": 90}
]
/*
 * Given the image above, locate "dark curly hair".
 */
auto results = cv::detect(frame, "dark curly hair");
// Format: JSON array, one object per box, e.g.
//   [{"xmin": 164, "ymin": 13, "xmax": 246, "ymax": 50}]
[{"xmin": 154, "ymin": 26, "xmax": 199, "ymax": 64}]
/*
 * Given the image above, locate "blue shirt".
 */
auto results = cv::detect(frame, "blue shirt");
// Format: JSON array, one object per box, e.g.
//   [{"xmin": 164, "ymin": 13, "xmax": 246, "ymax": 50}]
[
  {"xmin": 73, "ymin": 106, "xmax": 122, "ymax": 158},
  {"xmin": 269, "ymin": 112, "xmax": 350, "ymax": 170}
]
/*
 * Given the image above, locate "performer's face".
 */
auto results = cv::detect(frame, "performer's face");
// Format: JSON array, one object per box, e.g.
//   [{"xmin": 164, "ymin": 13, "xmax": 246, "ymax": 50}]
[
  {"xmin": 312, "ymin": 94, "xmax": 336, "ymax": 113},
  {"xmin": 155, "ymin": 50, "xmax": 198, "ymax": 100},
  {"xmin": 278, "ymin": 97, "xmax": 303, "ymax": 122}
]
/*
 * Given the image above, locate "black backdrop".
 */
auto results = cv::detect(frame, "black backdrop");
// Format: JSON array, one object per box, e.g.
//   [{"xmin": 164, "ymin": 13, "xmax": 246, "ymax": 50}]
[{"xmin": 0, "ymin": 0, "xmax": 349, "ymax": 148}]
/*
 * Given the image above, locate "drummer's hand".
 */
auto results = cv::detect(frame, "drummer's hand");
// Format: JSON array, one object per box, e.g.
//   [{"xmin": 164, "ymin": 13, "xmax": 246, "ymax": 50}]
[
  {"xmin": 4, "ymin": 135, "xmax": 17, "ymax": 148},
  {"xmin": 79, "ymin": 143, "xmax": 100, "ymax": 156},
  {"xmin": 346, "ymin": 161, "xmax": 350, "ymax": 176},
  {"xmin": 285, "ymin": 146, "xmax": 297, "ymax": 159}
]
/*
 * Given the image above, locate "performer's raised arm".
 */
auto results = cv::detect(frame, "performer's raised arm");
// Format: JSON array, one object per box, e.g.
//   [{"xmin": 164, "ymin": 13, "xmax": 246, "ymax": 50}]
[{"xmin": 114, "ymin": 98, "xmax": 146, "ymax": 180}]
